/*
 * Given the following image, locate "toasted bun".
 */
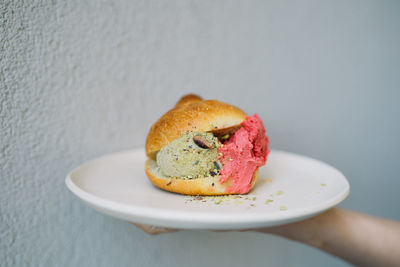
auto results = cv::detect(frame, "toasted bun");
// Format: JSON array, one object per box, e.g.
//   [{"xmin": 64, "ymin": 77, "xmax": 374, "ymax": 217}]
[
  {"xmin": 145, "ymin": 158, "xmax": 258, "ymax": 195},
  {"xmin": 174, "ymin": 93, "xmax": 203, "ymax": 107},
  {"xmin": 145, "ymin": 95, "xmax": 247, "ymax": 158}
]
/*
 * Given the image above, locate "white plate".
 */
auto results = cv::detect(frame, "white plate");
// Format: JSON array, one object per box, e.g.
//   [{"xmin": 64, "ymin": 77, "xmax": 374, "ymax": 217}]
[{"xmin": 66, "ymin": 149, "xmax": 349, "ymax": 230}]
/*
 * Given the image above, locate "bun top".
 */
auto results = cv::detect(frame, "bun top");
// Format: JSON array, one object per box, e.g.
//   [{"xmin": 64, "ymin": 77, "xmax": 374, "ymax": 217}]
[{"xmin": 145, "ymin": 94, "xmax": 247, "ymax": 158}]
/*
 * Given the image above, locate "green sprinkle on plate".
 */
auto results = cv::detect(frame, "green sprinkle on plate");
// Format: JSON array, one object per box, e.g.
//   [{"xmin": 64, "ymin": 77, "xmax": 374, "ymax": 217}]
[
  {"xmin": 214, "ymin": 199, "xmax": 222, "ymax": 205},
  {"xmin": 234, "ymin": 200, "xmax": 243, "ymax": 205},
  {"xmin": 265, "ymin": 199, "xmax": 273, "ymax": 205}
]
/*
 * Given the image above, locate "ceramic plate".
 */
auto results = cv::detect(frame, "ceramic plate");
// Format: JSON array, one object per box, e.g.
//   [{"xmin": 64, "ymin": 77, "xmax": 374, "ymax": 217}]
[{"xmin": 65, "ymin": 149, "xmax": 349, "ymax": 230}]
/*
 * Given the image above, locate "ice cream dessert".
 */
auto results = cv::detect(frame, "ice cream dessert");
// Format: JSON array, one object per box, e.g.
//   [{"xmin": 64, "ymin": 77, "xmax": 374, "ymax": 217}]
[
  {"xmin": 145, "ymin": 94, "xmax": 270, "ymax": 195},
  {"xmin": 218, "ymin": 114, "xmax": 269, "ymax": 194}
]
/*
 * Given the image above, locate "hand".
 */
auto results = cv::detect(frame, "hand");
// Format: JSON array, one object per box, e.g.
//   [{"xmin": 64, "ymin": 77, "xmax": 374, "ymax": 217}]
[
  {"xmin": 131, "ymin": 208, "xmax": 337, "ymax": 237},
  {"xmin": 132, "ymin": 208, "xmax": 400, "ymax": 267},
  {"xmin": 131, "ymin": 223, "xmax": 178, "ymax": 235}
]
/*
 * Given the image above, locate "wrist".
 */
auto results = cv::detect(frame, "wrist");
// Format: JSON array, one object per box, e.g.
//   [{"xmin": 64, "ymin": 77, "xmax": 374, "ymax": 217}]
[{"xmin": 255, "ymin": 208, "xmax": 343, "ymax": 249}]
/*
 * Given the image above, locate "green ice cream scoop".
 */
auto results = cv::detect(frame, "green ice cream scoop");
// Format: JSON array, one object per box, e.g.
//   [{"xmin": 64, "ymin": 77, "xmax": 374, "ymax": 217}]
[{"xmin": 156, "ymin": 132, "xmax": 222, "ymax": 179}]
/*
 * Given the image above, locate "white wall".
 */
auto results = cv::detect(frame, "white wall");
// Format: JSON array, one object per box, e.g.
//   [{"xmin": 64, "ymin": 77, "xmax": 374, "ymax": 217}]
[{"xmin": 1, "ymin": 1, "xmax": 399, "ymax": 266}]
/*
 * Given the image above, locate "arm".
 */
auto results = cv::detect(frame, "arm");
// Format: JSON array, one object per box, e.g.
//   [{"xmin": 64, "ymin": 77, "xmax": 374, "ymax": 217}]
[
  {"xmin": 257, "ymin": 208, "xmax": 400, "ymax": 267},
  {"xmin": 132, "ymin": 208, "xmax": 400, "ymax": 266}
]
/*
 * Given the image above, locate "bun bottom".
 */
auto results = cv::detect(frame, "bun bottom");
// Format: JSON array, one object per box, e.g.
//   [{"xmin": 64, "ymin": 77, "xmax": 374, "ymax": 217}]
[{"xmin": 145, "ymin": 159, "xmax": 258, "ymax": 195}]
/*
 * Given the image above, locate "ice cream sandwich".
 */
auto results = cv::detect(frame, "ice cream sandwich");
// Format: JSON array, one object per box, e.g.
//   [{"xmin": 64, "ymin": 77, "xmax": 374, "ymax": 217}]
[{"xmin": 145, "ymin": 94, "xmax": 269, "ymax": 195}]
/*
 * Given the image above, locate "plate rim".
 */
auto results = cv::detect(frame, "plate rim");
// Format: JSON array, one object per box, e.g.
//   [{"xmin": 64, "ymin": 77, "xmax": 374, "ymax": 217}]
[{"xmin": 65, "ymin": 149, "xmax": 350, "ymax": 228}]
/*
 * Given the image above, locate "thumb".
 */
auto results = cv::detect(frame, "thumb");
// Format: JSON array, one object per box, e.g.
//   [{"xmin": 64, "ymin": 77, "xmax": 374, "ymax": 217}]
[{"xmin": 131, "ymin": 223, "xmax": 179, "ymax": 235}]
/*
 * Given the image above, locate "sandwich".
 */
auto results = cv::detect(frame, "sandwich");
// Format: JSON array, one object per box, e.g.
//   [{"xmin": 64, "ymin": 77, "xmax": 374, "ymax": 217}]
[{"xmin": 145, "ymin": 94, "xmax": 269, "ymax": 195}]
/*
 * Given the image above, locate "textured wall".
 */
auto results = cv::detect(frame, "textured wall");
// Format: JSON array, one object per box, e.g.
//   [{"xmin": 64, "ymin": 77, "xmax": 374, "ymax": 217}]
[{"xmin": 1, "ymin": 1, "xmax": 400, "ymax": 266}]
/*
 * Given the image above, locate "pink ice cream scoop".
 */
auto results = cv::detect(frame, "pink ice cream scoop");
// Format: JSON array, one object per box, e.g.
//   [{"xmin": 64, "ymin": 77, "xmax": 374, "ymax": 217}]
[{"xmin": 218, "ymin": 114, "xmax": 270, "ymax": 194}]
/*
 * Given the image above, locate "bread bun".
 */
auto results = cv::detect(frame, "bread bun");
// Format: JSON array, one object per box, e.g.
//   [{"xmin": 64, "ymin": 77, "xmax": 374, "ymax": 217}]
[
  {"xmin": 145, "ymin": 158, "xmax": 258, "ymax": 195},
  {"xmin": 145, "ymin": 95, "xmax": 246, "ymax": 158},
  {"xmin": 174, "ymin": 93, "xmax": 203, "ymax": 107},
  {"xmin": 145, "ymin": 94, "xmax": 260, "ymax": 195}
]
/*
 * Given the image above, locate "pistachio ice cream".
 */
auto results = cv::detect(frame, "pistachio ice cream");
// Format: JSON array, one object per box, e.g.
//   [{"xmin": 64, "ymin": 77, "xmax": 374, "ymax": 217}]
[{"xmin": 156, "ymin": 132, "xmax": 222, "ymax": 179}]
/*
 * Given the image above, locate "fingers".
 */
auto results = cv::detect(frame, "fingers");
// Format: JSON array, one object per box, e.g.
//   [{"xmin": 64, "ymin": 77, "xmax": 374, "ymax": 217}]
[
  {"xmin": 131, "ymin": 223, "xmax": 179, "ymax": 235},
  {"xmin": 131, "ymin": 222, "xmax": 251, "ymax": 234}
]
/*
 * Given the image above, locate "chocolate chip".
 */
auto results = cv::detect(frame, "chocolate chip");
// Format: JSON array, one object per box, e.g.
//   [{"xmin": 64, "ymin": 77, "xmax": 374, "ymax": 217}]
[
  {"xmin": 193, "ymin": 136, "xmax": 212, "ymax": 149},
  {"xmin": 211, "ymin": 125, "xmax": 242, "ymax": 139},
  {"xmin": 213, "ymin": 161, "xmax": 221, "ymax": 170}
]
